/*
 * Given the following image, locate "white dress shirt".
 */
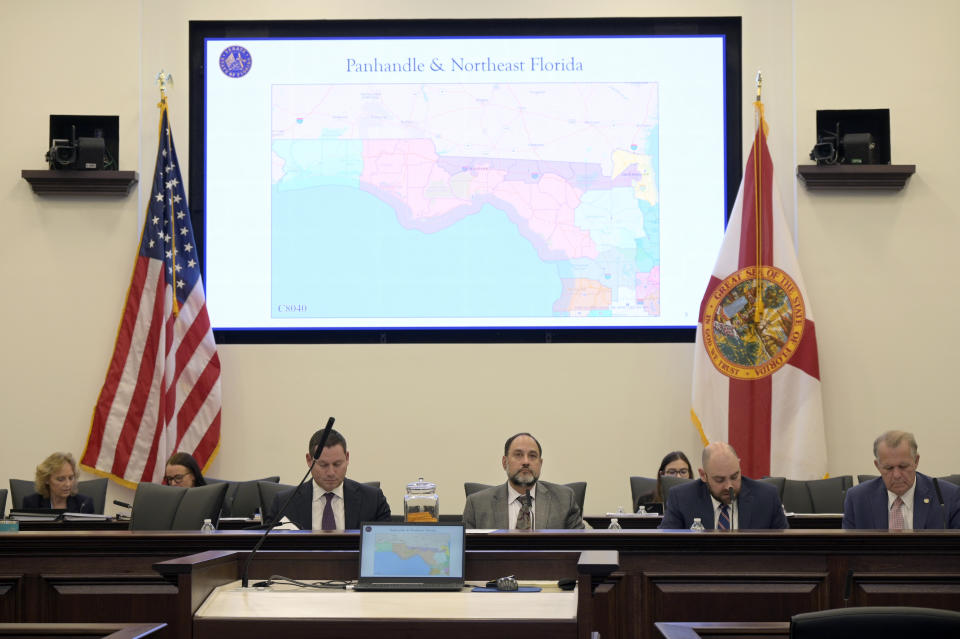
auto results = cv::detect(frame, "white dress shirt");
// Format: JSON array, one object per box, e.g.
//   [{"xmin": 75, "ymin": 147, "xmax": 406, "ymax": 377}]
[
  {"xmin": 887, "ymin": 482, "xmax": 916, "ymax": 530},
  {"xmin": 311, "ymin": 480, "xmax": 345, "ymax": 530}
]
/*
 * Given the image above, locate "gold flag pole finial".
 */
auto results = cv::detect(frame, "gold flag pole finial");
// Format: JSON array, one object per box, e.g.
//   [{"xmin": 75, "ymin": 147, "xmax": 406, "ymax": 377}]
[
  {"xmin": 157, "ymin": 70, "xmax": 173, "ymax": 107},
  {"xmin": 755, "ymin": 71, "xmax": 762, "ymax": 102}
]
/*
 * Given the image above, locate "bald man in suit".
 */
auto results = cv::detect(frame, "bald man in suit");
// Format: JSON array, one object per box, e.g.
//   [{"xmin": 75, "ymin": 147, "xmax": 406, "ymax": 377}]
[
  {"xmin": 462, "ymin": 432, "xmax": 584, "ymax": 529},
  {"xmin": 660, "ymin": 441, "xmax": 788, "ymax": 530}
]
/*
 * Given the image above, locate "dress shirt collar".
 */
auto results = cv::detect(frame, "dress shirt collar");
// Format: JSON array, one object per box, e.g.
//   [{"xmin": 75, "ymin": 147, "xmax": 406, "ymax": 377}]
[
  {"xmin": 508, "ymin": 483, "xmax": 537, "ymax": 503},
  {"xmin": 709, "ymin": 493, "xmax": 738, "ymax": 529},
  {"xmin": 888, "ymin": 481, "xmax": 916, "ymax": 515},
  {"xmin": 313, "ymin": 479, "xmax": 344, "ymax": 502}
]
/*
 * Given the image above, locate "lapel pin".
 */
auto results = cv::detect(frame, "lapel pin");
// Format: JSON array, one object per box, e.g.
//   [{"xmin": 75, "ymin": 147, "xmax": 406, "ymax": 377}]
[{"xmin": 923, "ymin": 498, "xmax": 930, "ymax": 504}]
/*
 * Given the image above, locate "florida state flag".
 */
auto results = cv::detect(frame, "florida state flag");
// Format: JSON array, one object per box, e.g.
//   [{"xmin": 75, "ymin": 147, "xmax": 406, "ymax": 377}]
[{"xmin": 691, "ymin": 100, "xmax": 826, "ymax": 479}]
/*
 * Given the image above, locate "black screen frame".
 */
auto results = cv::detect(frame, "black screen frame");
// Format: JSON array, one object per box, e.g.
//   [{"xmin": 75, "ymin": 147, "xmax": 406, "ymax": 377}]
[{"xmin": 189, "ymin": 17, "xmax": 741, "ymax": 344}]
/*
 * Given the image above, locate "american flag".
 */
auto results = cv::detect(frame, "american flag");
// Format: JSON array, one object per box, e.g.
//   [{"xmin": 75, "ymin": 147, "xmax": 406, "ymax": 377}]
[{"xmin": 81, "ymin": 100, "xmax": 221, "ymax": 487}]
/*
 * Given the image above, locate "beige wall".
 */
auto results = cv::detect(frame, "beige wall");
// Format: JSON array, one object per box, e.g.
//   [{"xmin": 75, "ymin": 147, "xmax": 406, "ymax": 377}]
[{"xmin": 2, "ymin": 1, "xmax": 957, "ymax": 517}]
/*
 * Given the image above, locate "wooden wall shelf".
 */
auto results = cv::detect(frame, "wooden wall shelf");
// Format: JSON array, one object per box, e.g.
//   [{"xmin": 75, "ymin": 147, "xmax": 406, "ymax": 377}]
[
  {"xmin": 796, "ymin": 164, "xmax": 915, "ymax": 191},
  {"xmin": 21, "ymin": 169, "xmax": 138, "ymax": 195}
]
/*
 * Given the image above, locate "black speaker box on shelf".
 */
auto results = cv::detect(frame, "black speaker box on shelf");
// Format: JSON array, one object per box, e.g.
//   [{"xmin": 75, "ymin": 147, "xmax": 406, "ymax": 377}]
[
  {"xmin": 815, "ymin": 108, "xmax": 890, "ymax": 165},
  {"xmin": 48, "ymin": 114, "xmax": 119, "ymax": 170}
]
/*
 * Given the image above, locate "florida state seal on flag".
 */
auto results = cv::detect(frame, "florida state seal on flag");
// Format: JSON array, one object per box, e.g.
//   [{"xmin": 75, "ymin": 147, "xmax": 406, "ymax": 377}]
[{"xmin": 691, "ymin": 95, "xmax": 826, "ymax": 480}]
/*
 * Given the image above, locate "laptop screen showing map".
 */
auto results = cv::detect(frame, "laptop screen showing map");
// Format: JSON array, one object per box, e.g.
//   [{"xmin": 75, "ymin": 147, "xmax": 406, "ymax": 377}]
[{"xmin": 354, "ymin": 521, "xmax": 465, "ymax": 591}]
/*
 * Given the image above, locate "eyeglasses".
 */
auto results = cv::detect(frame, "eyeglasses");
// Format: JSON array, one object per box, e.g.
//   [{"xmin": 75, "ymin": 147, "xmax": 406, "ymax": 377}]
[
  {"xmin": 164, "ymin": 473, "xmax": 192, "ymax": 484},
  {"xmin": 663, "ymin": 468, "xmax": 690, "ymax": 477}
]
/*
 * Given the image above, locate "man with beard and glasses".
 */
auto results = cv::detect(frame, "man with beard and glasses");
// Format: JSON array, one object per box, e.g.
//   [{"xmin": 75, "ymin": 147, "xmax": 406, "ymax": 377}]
[
  {"xmin": 660, "ymin": 441, "xmax": 788, "ymax": 530},
  {"xmin": 462, "ymin": 432, "xmax": 584, "ymax": 529}
]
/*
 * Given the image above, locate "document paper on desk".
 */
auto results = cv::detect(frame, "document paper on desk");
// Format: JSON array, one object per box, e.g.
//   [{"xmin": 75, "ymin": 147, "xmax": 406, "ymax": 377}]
[{"xmin": 354, "ymin": 522, "xmax": 465, "ymax": 591}]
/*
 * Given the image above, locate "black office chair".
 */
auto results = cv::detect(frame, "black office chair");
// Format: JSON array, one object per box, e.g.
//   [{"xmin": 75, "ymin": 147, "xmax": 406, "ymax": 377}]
[
  {"xmin": 629, "ymin": 476, "xmax": 658, "ymax": 510},
  {"xmin": 208, "ymin": 476, "xmax": 281, "ymax": 518},
  {"xmin": 806, "ymin": 476, "xmax": 852, "ymax": 513},
  {"xmin": 857, "ymin": 474, "xmax": 879, "ymax": 484},
  {"xmin": 564, "ymin": 482, "xmax": 587, "ymax": 514},
  {"xmin": 782, "ymin": 476, "xmax": 852, "ymax": 513},
  {"xmin": 0, "ymin": 488, "xmax": 6, "ymax": 517},
  {"xmin": 464, "ymin": 482, "xmax": 493, "ymax": 497},
  {"xmin": 8, "ymin": 479, "xmax": 33, "ymax": 509},
  {"xmin": 129, "ymin": 482, "xmax": 229, "ymax": 530},
  {"xmin": 659, "ymin": 475, "xmax": 693, "ymax": 502},
  {"xmin": 129, "ymin": 484, "xmax": 187, "ymax": 530},
  {"xmin": 790, "ymin": 606, "xmax": 960, "ymax": 639},
  {"xmin": 781, "ymin": 479, "xmax": 813, "ymax": 513},
  {"xmin": 258, "ymin": 481, "xmax": 296, "ymax": 523},
  {"xmin": 170, "ymin": 482, "xmax": 229, "ymax": 529},
  {"xmin": 77, "ymin": 477, "xmax": 109, "ymax": 514}
]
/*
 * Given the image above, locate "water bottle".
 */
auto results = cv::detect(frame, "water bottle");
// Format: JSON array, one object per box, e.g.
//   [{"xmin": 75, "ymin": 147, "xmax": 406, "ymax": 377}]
[
  {"xmin": 689, "ymin": 517, "xmax": 705, "ymax": 532},
  {"xmin": 636, "ymin": 504, "xmax": 647, "ymax": 515},
  {"xmin": 608, "ymin": 507, "xmax": 623, "ymax": 530},
  {"xmin": 200, "ymin": 518, "xmax": 216, "ymax": 533}
]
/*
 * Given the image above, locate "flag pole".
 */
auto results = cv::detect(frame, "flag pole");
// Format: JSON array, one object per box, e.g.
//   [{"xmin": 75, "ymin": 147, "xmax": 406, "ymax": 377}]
[
  {"xmin": 154, "ymin": 70, "xmax": 181, "ymax": 315},
  {"xmin": 753, "ymin": 71, "xmax": 765, "ymax": 324}
]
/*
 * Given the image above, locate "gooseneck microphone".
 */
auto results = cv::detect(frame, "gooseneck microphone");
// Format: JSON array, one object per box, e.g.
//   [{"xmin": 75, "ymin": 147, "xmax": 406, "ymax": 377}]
[
  {"xmin": 526, "ymin": 488, "xmax": 535, "ymax": 531},
  {"xmin": 728, "ymin": 487, "xmax": 735, "ymax": 530},
  {"xmin": 113, "ymin": 499, "xmax": 132, "ymax": 509},
  {"xmin": 241, "ymin": 417, "xmax": 335, "ymax": 588},
  {"xmin": 933, "ymin": 477, "xmax": 947, "ymax": 529}
]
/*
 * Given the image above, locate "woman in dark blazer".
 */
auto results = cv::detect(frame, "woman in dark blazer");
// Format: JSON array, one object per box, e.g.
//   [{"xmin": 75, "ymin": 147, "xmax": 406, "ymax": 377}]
[{"xmin": 23, "ymin": 452, "xmax": 94, "ymax": 512}]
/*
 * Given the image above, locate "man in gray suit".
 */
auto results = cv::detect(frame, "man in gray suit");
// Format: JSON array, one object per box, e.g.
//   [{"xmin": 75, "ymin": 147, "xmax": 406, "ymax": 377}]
[{"xmin": 462, "ymin": 432, "xmax": 584, "ymax": 529}]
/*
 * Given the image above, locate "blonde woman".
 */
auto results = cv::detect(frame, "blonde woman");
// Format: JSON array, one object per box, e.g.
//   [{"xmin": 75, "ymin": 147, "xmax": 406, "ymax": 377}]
[{"xmin": 23, "ymin": 452, "xmax": 94, "ymax": 512}]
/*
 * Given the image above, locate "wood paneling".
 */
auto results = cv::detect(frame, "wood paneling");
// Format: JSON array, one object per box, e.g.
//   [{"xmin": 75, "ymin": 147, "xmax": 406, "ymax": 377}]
[{"xmin": 1, "ymin": 529, "xmax": 959, "ymax": 639}]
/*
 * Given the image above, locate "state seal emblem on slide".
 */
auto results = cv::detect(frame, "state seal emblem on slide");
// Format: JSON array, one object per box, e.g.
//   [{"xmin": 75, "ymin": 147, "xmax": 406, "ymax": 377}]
[
  {"xmin": 219, "ymin": 45, "xmax": 252, "ymax": 78},
  {"xmin": 701, "ymin": 265, "xmax": 805, "ymax": 380}
]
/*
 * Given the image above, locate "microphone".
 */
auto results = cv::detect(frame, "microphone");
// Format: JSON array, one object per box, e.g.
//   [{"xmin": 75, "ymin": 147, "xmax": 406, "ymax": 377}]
[
  {"xmin": 241, "ymin": 417, "xmax": 335, "ymax": 588},
  {"xmin": 526, "ymin": 489, "xmax": 535, "ymax": 531},
  {"xmin": 933, "ymin": 477, "xmax": 947, "ymax": 529},
  {"xmin": 113, "ymin": 499, "xmax": 132, "ymax": 509},
  {"xmin": 728, "ymin": 487, "xmax": 735, "ymax": 530}
]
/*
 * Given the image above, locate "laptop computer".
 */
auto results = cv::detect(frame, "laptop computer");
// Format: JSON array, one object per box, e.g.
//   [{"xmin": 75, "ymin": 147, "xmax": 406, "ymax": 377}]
[{"xmin": 353, "ymin": 521, "xmax": 465, "ymax": 591}]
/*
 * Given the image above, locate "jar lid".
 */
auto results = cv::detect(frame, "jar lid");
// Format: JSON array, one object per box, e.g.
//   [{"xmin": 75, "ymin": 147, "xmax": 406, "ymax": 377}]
[{"xmin": 406, "ymin": 477, "xmax": 436, "ymax": 491}]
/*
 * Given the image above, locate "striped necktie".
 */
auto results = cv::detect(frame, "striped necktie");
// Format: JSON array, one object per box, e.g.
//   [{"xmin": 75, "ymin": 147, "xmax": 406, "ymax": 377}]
[{"xmin": 717, "ymin": 503, "xmax": 731, "ymax": 530}]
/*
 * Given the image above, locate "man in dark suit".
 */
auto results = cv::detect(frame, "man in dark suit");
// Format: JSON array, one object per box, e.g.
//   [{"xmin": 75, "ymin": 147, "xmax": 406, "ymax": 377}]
[
  {"xmin": 660, "ymin": 441, "xmax": 787, "ymax": 530},
  {"xmin": 271, "ymin": 428, "xmax": 390, "ymax": 530},
  {"xmin": 462, "ymin": 432, "xmax": 584, "ymax": 529},
  {"xmin": 843, "ymin": 430, "xmax": 960, "ymax": 529}
]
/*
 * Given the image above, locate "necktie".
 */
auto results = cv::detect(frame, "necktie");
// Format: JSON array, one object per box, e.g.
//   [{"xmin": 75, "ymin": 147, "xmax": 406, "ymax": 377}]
[
  {"xmin": 321, "ymin": 492, "xmax": 336, "ymax": 531},
  {"xmin": 516, "ymin": 494, "xmax": 533, "ymax": 530},
  {"xmin": 889, "ymin": 496, "xmax": 904, "ymax": 530},
  {"xmin": 718, "ymin": 503, "xmax": 731, "ymax": 531}
]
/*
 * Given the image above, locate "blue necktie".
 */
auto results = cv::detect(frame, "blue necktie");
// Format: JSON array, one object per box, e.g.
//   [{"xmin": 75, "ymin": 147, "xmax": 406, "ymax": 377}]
[{"xmin": 718, "ymin": 503, "xmax": 730, "ymax": 530}]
